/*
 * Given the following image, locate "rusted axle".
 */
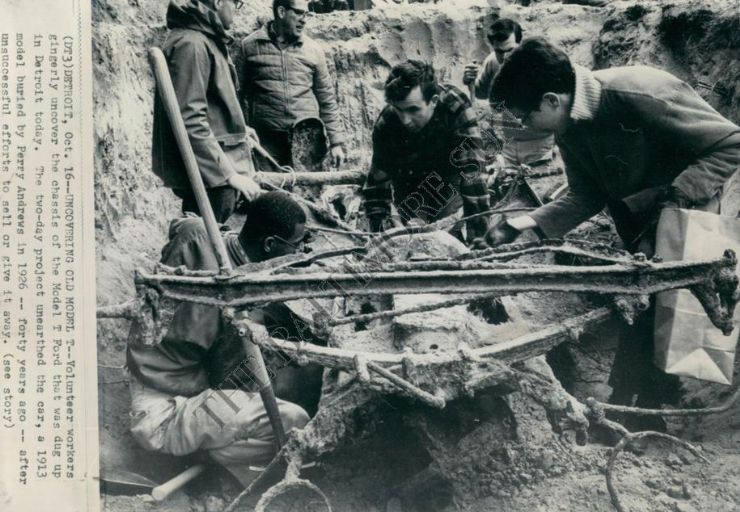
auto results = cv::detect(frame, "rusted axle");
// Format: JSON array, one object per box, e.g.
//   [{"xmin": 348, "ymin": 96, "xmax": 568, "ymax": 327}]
[{"xmin": 237, "ymin": 307, "xmax": 613, "ymax": 371}]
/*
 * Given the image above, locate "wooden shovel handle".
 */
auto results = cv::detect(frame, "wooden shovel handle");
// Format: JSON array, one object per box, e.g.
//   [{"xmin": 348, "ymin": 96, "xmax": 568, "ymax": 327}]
[
  {"xmin": 151, "ymin": 464, "xmax": 205, "ymax": 501},
  {"xmin": 148, "ymin": 47, "xmax": 232, "ymax": 274}
]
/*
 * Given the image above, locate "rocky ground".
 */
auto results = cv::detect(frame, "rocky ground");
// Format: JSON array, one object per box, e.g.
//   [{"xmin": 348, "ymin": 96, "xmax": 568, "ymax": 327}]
[{"xmin": 94, "ymin": 0, "xmax": 740, "ymax": 510}]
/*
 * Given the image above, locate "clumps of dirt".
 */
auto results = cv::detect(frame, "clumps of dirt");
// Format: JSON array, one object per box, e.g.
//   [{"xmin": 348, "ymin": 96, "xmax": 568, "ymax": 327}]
[{"xmin": 594, "ymin": 0, "xmax": 740, "ymax": 121}]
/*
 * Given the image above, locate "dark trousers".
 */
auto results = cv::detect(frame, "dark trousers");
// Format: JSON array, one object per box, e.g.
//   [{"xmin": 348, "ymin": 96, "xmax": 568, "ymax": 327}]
[
  {"xmin": 173, "ymin": 186, "xmax": 239, "ymax": 224},
  {"xmin": 254, "ymin": 128, "xmax": 291, "ymax": 170}
]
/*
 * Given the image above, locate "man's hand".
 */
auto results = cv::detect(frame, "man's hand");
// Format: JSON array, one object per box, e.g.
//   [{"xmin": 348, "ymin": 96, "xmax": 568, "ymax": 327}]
[
  {"xmin": 330, "ymin": 145, "xmax": 345, "ymax": 169},
  {"xmin": 472, "ymin": 217, "xmax": 526, "ymax": 249},
  {"xmin": 227, "ymin": 174, "xmax": 262, "ymax": 202},
  {"xmin": 462, "ymin": 61, "xmax": 479, "ymax": 87},
  {"xmin": 660, "ymin": 186, "xmax": 693, "ymax": 210},
  {"xmin": 485, "ymin": 221, "xmax": 521, "ymax": 246},
  {"xmin": 631, "ymin": 186, "xmax": 694, "ymax": 257},
  {"xmin": 246, "ymin": 126, "xmax": 260, "ymax": 145}
]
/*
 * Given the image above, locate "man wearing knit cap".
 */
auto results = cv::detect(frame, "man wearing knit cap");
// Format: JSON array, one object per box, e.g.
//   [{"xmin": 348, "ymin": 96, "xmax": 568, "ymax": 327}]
[{"xmin": 127, "ymin": 192, "xmax": 317, "ymax": 485}]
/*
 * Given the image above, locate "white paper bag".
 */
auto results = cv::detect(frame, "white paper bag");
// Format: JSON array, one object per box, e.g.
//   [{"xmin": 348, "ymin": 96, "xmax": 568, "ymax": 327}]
[{"xmin": 653, "ymin": 208, "xmax": 740, "ymax": 385}]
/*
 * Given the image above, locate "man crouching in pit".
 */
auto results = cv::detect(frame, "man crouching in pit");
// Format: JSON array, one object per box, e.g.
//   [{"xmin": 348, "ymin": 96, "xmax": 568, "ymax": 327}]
[
  {"xmin": 126, "ymin": 192, "xmax": 320, "ymax": 485},
  {"xmin": 362, "ymin": 60, "xmax": 491, "ymax": 243}
]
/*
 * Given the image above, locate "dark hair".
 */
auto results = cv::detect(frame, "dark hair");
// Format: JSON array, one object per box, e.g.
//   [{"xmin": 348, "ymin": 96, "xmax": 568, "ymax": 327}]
[
  {"xmin": 384, "ymin": 60, "xmax": 438, "ymax": 103},
  {"xmin": 239, "ymin": 191, "xmax": 306, "ymax": 244},
  {"xmin": 272, "ymin": 0, "xmax": 292, "ymax": 19},
  {"xmin": 489, "ymin": 18, "xmax": 523, "ymax": 43},
  {"xmin": 492, "ymin": 37, "xmax": 575, "ymax": 113}
]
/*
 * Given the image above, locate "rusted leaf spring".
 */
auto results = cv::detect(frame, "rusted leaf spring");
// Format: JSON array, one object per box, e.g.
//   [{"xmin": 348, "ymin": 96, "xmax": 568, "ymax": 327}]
[
  {"xmin": 226, "ymin": 309, "xmax": 609, "ymax": 421},
  {"xmin": 135, "ymin": 250, "xmax": 737, "ymax": 332},
  {"xmin": 237, "ymin": 308, "xmax": 612, "ymax": 371}
]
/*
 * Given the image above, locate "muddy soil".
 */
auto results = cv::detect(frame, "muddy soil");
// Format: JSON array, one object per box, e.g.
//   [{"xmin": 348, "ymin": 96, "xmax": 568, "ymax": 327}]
[{"xmin": 94, "ymin": 0, "xmax": 740, "ymax": 511}]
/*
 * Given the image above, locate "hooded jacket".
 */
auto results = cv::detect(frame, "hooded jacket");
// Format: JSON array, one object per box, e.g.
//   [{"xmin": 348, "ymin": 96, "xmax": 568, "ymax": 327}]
[
  {"xmin": 238, "ymin": 23, "xmax": 345, "ymax": 146},
  {"xmin": 152, "ymin": 0, "xmax": 253, "ymax": 190}
]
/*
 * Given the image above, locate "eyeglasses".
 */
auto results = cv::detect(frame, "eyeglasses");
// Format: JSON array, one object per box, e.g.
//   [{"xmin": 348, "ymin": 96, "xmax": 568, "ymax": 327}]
[
  {"xmin": 273, "ymin": 233, "xmax": 311, "ymax": 252},
  {"xmin": 510, "ymin": 107, "xmax": 538, "ymax": 126},
  {"xmin": 230, "ymin": 0, "xmax": 244, "ymax": 9},
  {"xmin": 285, "ymin": 5, "xmax": 308, "ymax": 17}
]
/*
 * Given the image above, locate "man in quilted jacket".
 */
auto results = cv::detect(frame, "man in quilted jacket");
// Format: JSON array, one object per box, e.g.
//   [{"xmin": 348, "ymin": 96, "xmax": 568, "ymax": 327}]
[
  {"xmin": 238, "ymin": 0, "xmax": 346, "ymax": 168},
  {"xmin": 153, "ymin": 0, "xmax": 262, "ymax": 223}
]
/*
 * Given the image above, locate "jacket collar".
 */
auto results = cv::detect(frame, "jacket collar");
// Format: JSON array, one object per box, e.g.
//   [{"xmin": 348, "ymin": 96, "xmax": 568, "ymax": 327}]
[
  {"xmin": 255, "ymin": 21, "xmax": 304, "ymax": 47},
  {"xmin": 569, "ymin": 65, "xmax": 602, "ymax": 122},
  {"xmin": 225, "ymin": 233, "xmax": 250, "ymax": 267},
  {"xmin": 166, "ymin": 0, "xmax": 233, "ymax": 46}
]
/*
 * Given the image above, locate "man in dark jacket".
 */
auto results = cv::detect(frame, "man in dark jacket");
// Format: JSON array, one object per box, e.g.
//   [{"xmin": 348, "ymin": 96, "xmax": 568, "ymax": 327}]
[
  {"xmin": 153, "ymin": 0, "xmax": 262, "ymax": 223},
  {"xmin": 127, "ymin": 192, "xmax": 316, "ymax": 484},
  {"xmin": 362, "ymin": 60, "xmax": 491, "ymax": 243},
  {"xmin": 483, "ymin": 37, "xmax": 740, "ymax": 425},
  {"xmin": 239, "ymin": 0, "xmax": 346, "ymax": 168}
]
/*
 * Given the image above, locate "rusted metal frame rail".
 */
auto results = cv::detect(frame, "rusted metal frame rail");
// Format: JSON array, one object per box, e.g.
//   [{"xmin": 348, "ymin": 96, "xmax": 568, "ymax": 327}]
[
  {"xmin": 135, "ymin": 253, "xmax": 735, "ymax": 306},
  {"xmin": 469, "ymin": 244, "xmax": 630, "ymax": 265},
  {"xmin": 461, "ymin": 239, "xmax": 634, "ymax": 262},
  {"xmin": 145, "ymin": 248, "xmax": 612, "ymax": 278},
  {"xmin": 255, "ymin": 169, "xmax": 365, "ymax": 187}
]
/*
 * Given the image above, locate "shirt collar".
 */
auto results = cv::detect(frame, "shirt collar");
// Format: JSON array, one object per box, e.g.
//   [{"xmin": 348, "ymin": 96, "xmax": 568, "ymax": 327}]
[{"xmin": 569, "ymin": 64, "xmax": 602, "ymax": 122}]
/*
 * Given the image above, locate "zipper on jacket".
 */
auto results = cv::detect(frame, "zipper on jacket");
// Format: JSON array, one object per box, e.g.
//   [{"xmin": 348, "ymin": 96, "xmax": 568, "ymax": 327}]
[{"xmin": 281, "ymin": 49, "xmax": 289, "ymax": 121}]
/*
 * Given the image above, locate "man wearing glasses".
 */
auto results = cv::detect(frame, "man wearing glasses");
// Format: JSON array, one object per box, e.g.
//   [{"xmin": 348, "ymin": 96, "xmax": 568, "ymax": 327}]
[
  {"xmin": 462, "ymin": 18, "xmax": 556, "ymax": 168},
  {"xmin": 152, "ymin": 0, "xmax": 262, "ymax": 223},
  {"xmin": 127, "ymin": 192, "xmax": 322, "ymax": 486},
  {"xmin": 480, "ymin": 38, "xmax": 740, "ymax": 429},
  {"xmin": 239, "ymin": 0, "xmax": 346, "ymax": 169}
]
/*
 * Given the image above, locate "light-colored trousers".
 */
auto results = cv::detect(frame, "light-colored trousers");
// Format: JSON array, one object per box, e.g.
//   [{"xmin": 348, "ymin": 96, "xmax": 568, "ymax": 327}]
[{"xmin": 129, "ymin": 375, "xmax": 309, "ymax": 484}]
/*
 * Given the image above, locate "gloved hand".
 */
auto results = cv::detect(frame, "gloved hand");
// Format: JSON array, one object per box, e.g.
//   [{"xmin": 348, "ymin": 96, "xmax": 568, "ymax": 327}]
[
  {"xmin": 472, "ymin": 218, "xmax": 522, "ymax": 249},
  {"xmin": 368, "ymin": 215, "xmax": 391, "ymax": 233},
  {"xmin": 659, "ymin": 186, "xmax": 693, "ymax": 210},
  {"xmin": 465, "ymin": 215, "xmax": 490, "ymax": 245},
  {"xmin": 631, "ymin": 186, "xmax": 694, "ymax": 256}
]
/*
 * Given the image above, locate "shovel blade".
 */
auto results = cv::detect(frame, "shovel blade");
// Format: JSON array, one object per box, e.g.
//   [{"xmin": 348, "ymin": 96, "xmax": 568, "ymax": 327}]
[
  {"xmin": 290, "ymin": 117, "xmax": 328, "ymax": 172},
  {"xmin": 99, "ymin": 467, "xmax": 159, "ymax": 496}
]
